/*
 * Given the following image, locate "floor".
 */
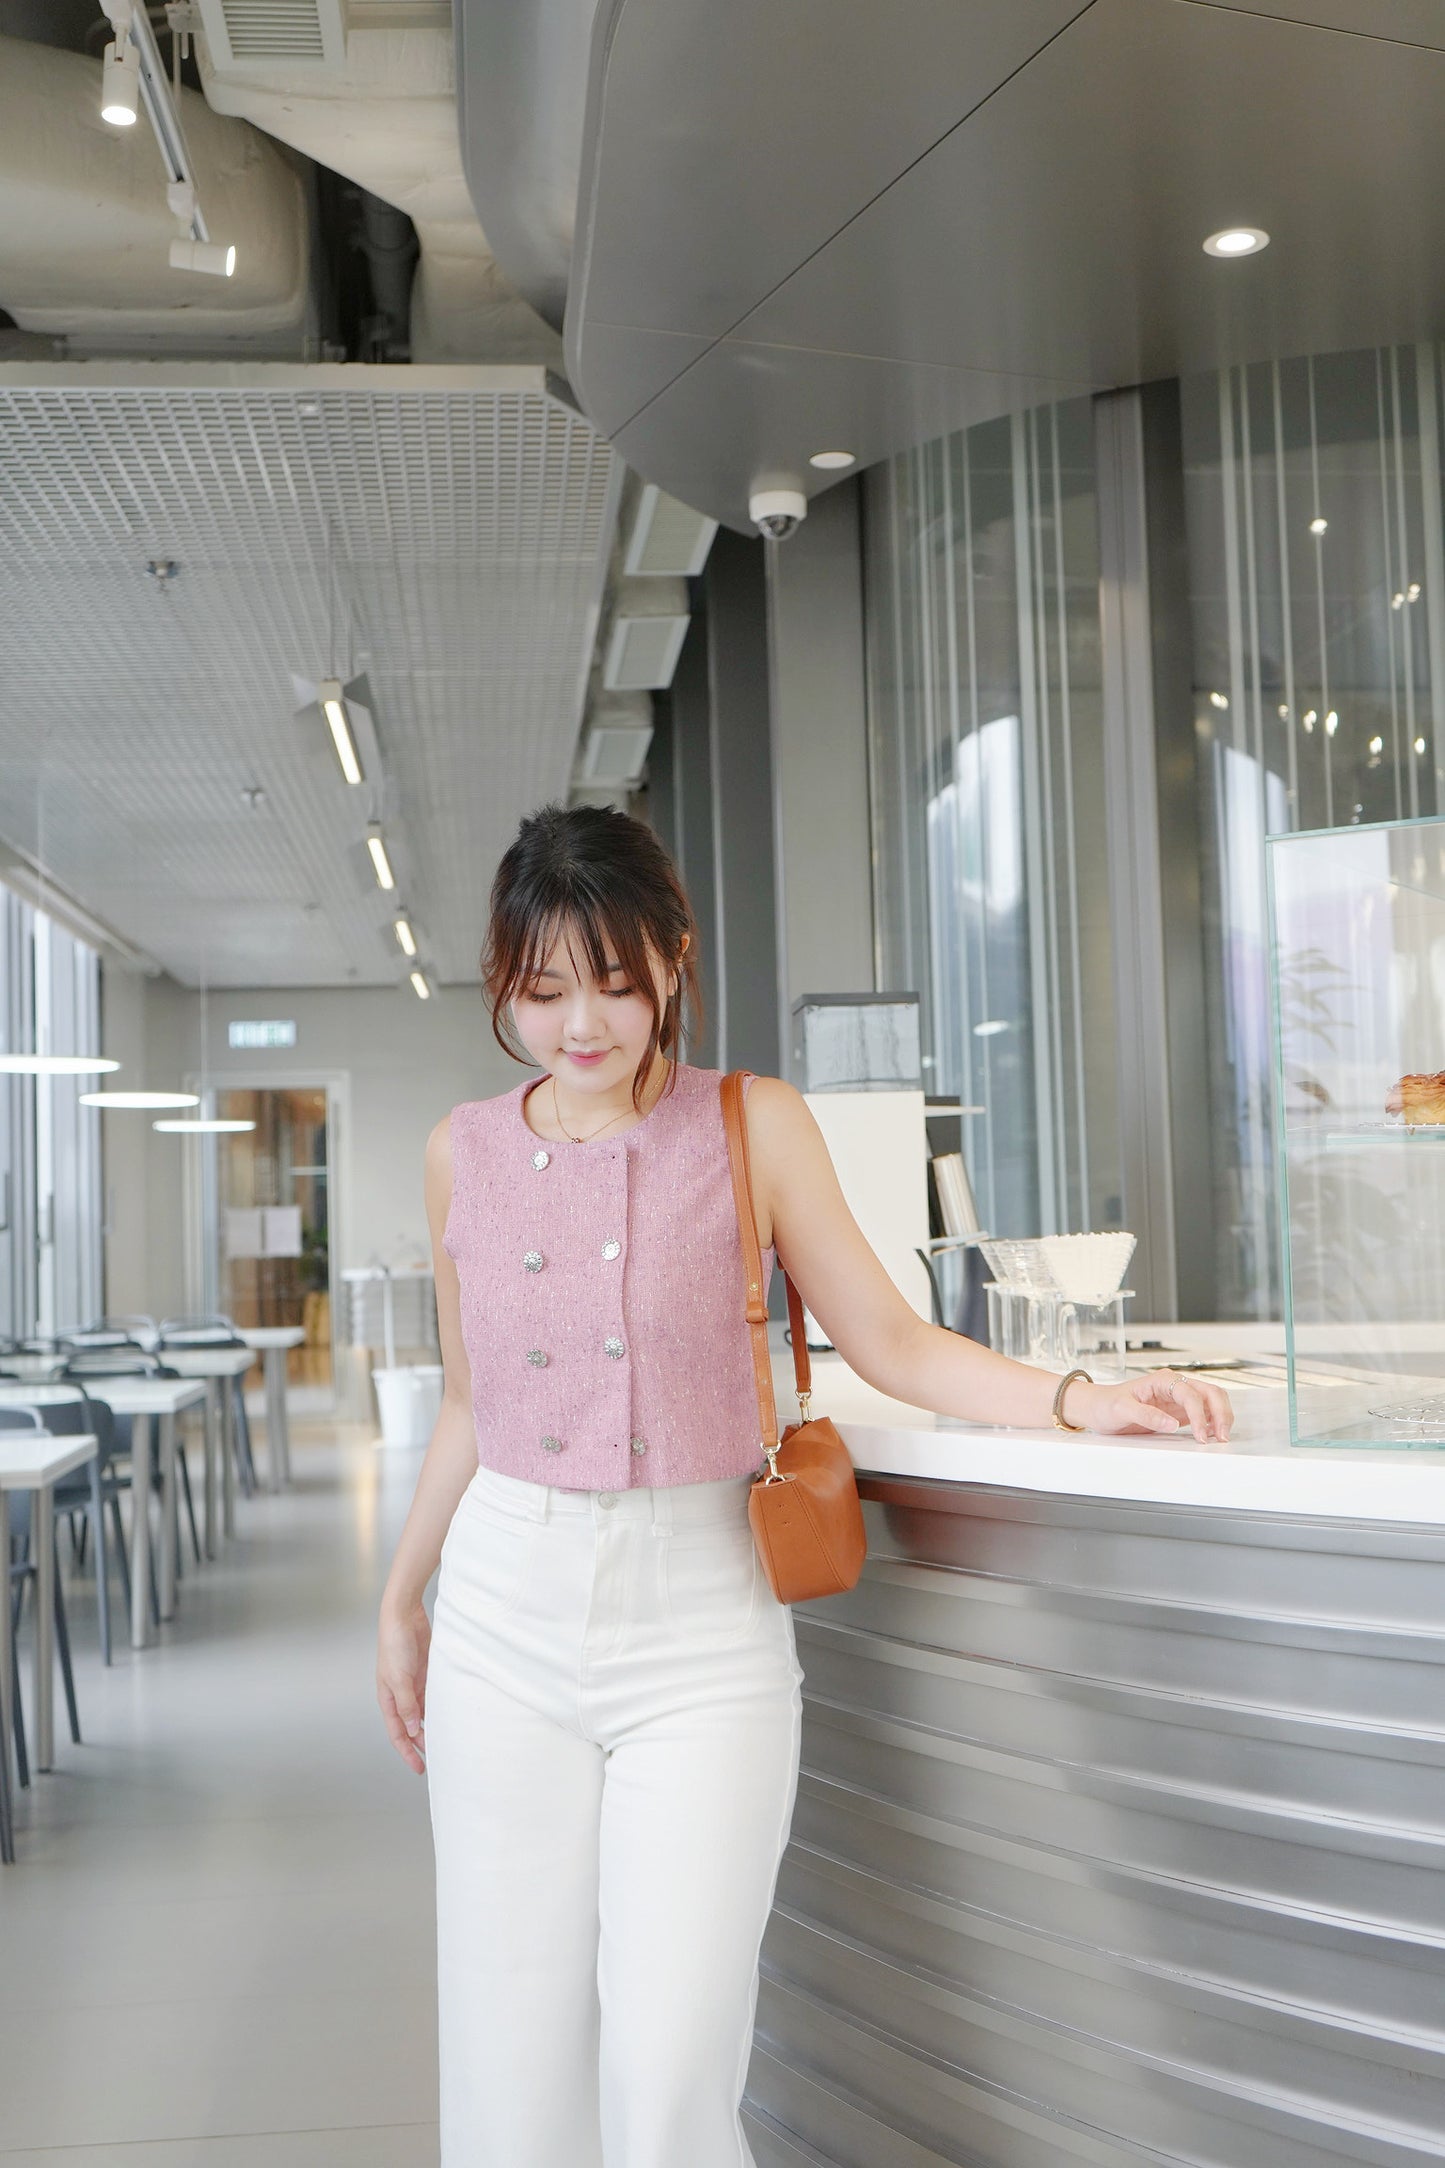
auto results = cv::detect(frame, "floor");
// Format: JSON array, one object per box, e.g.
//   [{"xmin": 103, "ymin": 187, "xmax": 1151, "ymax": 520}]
[{"xmin": 0, "ymin": 1420, "xmax": 440, "ymax": 2165}]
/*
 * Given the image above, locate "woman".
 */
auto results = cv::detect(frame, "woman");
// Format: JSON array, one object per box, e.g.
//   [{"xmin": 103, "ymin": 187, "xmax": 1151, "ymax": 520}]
[{"xmin": 377, "ymin": 803, "xmax": 1232, "ymax": 2168}]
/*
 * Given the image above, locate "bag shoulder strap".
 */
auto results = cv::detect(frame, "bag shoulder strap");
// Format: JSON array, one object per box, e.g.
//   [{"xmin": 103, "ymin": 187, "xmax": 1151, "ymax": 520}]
[{"xmin": 720, "ymin": 1071, "xmax": 812, "ymax": 1453}]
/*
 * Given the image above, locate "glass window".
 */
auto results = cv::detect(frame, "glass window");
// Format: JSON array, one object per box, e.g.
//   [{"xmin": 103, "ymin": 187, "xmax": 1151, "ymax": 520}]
[{"xmin": 866, "ymin": 401, "xmax": 1120, "ymax": 1238}]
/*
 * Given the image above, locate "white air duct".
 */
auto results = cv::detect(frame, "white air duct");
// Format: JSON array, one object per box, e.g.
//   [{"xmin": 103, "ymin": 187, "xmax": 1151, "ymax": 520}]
[
  {"xmin": 0, "ymin": 37, "xmax": 307, "ymax": 353},
  {"xmin": 578, "ymin": 694, "xmax": 654, "ymax": 788},
  {"xmin": 194, "ymin": 15, "xmax": 559, "ymax": 364},
  {"xmin": 623, "ymin": 485, "xmax": 718, "ymax": 578}
]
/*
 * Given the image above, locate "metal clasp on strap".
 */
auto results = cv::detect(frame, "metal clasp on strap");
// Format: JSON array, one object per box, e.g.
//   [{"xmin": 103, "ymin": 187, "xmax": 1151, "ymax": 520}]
[
  {"xmin": 760, "ymin": 1442, "xmax": 784, "ymax": 1483},
  {"xmin": 796, "ymin": 1388, "xmax": 812, "ymax": 1424}
]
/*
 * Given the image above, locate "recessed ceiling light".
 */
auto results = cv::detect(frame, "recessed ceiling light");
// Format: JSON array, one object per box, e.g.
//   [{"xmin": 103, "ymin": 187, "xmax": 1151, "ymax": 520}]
[
  {"xmin": 81, "ymin": 1090, "xmax": 200, "ymax": 1109},
  {"xmin": 1369, "ymin": 736, "xmax": 1384, "ymax": 754},
  {"xmin": 1203, "ymin": 227, "xmax": 1270, "ymax": 258},
  {"xmin": 809, "ymin": 451, "xmax": 856, "ymax": 471},
  {"xmin": 1416, "ymin": 737, "xmax": 1427, "ymax": 756},
  {"xmin": 1409, "ymin": 581, "xmax": 1421, "ymax": 601},
  {"xmin": 1209, "ymin": 691, "xmax": 1229, "ymax": 710},
  {"xmin": 973, "ymin": 1019, "xmax": 1009, "ymax": 1038},
  {"xmin": 1325, "ymin": 710, "xmax": 1339, "ymax": 735},
  {"xmin": 1309, "ymin": 516, "xmax": 1328, "ymax": 536}
]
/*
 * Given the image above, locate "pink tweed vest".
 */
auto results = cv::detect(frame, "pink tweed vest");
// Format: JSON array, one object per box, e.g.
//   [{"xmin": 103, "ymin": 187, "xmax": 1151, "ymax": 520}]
[{"xmin": 443, "ymin": 1062, "xmax": 774, "ymax": 1490}]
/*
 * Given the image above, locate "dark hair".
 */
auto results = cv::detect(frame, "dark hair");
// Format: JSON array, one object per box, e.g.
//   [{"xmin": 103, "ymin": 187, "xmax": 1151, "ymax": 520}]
[{"xmin": 482, "ymin": 804, "xmax": 701, "ymax": 1105}]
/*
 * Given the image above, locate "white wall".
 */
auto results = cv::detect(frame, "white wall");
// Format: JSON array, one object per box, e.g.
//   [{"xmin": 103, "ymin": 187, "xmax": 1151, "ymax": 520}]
[{"xmin": 100, "ymin": 973, "xmax": 525, "ymax": 1318}]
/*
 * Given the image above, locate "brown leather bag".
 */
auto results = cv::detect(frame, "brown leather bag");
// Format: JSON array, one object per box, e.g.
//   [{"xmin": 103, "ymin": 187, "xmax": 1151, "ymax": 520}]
[{"xmin": 720, "ymin": 1070, "xmax": 868, "ymax": 1605}]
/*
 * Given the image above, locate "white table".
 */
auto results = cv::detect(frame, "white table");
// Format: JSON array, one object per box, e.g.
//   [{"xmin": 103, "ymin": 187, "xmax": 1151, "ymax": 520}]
[
  {"xmin": 154, "ymin": 1347, "xmax": 259, "ymax": 1549},
  {"xmin": 0, "ymin": 1431, "xmax": 97, "ymax": 1803},
  {"xmin": 0, "ymin": 1379, "xmax": 207, "ymax": 1648},
  {"xmin": 237, "ymin": 1326, "xmax": 305, "ymax": 1491}
]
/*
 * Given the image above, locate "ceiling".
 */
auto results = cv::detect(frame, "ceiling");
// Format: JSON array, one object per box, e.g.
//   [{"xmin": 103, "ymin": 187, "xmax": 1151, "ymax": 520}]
[
  {"xmin": 0, "ymin": 363, "xmax": 617, "ymax": 989},
  {"xmin": 562, "ymin": 0, "xmax": 1445, "ymax": 529}
]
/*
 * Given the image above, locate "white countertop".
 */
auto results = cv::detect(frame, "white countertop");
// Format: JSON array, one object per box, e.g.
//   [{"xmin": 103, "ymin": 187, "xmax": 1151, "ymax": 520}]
[{"xmin": 775, "ymin": 1330, "xmax": 1445, "ymax": 1526}]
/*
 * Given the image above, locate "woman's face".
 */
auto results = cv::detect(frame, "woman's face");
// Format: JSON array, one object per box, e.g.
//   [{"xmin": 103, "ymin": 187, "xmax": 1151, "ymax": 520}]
[{"xmin": 509, "ymin": 925, "xmax": 673, "ymax": 1096}]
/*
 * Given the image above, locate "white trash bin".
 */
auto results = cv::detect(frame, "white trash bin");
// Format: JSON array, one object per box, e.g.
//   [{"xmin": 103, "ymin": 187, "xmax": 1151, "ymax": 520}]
[{"xmin": 372, "ymin": 1364, "xmax": 445, "ymax": 1449}]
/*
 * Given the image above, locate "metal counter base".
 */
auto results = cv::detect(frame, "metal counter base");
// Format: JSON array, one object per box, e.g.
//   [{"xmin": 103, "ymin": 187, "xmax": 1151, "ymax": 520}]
[{"xmin": 742, "ymin": 1472, "xmax": 1445, "ymax": 2168}]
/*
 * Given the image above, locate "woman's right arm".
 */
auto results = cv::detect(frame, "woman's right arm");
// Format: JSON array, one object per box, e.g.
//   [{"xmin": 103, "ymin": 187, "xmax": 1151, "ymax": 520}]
[{"xmin": 375, "ymin": 1112, "xmax": 480, "ymax": 1774}]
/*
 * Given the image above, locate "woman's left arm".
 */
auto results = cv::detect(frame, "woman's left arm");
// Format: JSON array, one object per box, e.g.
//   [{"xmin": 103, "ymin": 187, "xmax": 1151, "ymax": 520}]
[{"xmin": 746, "ymin": 1078, "xmax": 1231, "ymax": 1443}]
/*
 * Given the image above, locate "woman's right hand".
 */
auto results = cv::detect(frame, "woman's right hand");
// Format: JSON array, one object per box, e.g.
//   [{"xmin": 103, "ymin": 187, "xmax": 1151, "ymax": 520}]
[{"xmin": 377, "ymin": 1600, "xmax": 431, "ymax": 1774}]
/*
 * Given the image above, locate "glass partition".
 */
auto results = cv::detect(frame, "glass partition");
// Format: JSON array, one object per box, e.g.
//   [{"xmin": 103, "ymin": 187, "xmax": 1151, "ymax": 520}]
[
  {"xmin": 865, "ymin": 401, "xmax": 1121, "ymax": 1240},
  {"xmin": 1270, "ymin": 813, "xmax": 1445, "ymax": 1443}
]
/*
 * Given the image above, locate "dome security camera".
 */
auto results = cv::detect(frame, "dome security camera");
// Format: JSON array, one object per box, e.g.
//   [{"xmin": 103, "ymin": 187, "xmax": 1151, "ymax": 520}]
[{"xmin": 748, "ymin": 487, "xmax": 808, "ymax": 542}]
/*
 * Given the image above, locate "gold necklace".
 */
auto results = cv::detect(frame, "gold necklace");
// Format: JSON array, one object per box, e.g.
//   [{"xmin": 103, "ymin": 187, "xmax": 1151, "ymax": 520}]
[{"xmin": 548, "ymin": 1076, "xmax": 635, "ymax": 1145}]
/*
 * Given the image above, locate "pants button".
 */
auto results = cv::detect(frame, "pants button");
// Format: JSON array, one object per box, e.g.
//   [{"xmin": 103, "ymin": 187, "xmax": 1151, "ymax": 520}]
[{"xmin": 597, "ymin": 1492, "xmax": 616, "ymax": 1509}]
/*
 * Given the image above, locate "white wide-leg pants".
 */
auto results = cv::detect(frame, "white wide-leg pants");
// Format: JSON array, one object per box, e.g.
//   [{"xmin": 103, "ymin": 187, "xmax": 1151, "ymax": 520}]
[{"xmin": 425, "ymin": 1462, "xmax": 805, "ymax": 2168}]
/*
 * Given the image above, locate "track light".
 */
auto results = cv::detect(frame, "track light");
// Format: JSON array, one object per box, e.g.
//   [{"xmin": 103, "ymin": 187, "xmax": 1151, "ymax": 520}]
[
  {"xmin": 168, "ymin": 238, "xmax": 236, "ymax": 278},
  {"xmin": 409, "ymin": 970, "xmax": 432, "ymax": 1001},
  {"xmin": 101, "ymin": 35, "xmax": 139, "ymax": 126},
  {"xmin": 318, "ymin": 679, "xmax": 364, "ymax": 785},
  {"xmin": 393, "ymin": 916, "xmax": 418, "ymax": 958},
  {"xmin": 367, "ymin": 826, "xmax": 396, "ymax": 892}
]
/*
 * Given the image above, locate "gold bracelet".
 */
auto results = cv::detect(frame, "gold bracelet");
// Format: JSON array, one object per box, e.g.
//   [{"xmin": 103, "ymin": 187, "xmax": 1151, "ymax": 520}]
[{"xmin": 1051, "ymin": 1367, "xmax": 1091, "ymax": 1432}]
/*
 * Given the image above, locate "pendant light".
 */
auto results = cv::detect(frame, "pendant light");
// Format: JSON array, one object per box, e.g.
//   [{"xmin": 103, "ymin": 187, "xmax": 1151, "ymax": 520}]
[
  {"xmin": 82, "ymin": 1090, "xmax": 200, "ymax": 1109},
  {"xmin": 151, "ymin": 977, "xmax": 256, "ymax": 1134}
]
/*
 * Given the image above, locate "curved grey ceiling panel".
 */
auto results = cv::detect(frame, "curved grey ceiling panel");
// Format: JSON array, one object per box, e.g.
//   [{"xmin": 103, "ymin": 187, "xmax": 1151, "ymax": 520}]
[
  {"xmin": 568, "ymin": 0, "xmax": 1445, "ymax": 529},
  {"xmin": 455, "ymin": 0, "xmax": 596, "ymax": 333}
]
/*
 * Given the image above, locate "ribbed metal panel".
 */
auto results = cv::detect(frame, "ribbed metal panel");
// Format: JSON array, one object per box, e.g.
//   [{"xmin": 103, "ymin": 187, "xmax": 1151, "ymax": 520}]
[{"xmin": 743, "ymin": 1475, "xmax": 1445, "ymax": 2168}]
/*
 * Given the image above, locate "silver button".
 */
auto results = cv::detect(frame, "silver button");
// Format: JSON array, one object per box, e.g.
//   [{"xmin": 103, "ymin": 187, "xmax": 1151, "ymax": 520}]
[
  {"xmin": 630, "ymin": 1436, "xmax": 647, "ymax": 1455},
  {"xmin": 604, "ymin": 1335, "xmax": 625, "ymax": 1360},
  {"xmin": 523, "ymin": 1249, "xmax": 544, "ymax": 1273},
  {"xmin": 530, "ymin": 1148, "xmax": 550, "ymax": 1171},
  {"xmin": 541, "ymin": 1435, "xmax": 563, "ymax": 1453},
  {"xmin": 598, "ymin": 1492, "xmax": 616, "ymax": 1509},
  {"xmin": 527, "ymin": 1349, "xmax": 549, "ymax": 1369},
  {"xmin": 601, "ymin": 1237, "xmax": 621, "ymax": 1261}
]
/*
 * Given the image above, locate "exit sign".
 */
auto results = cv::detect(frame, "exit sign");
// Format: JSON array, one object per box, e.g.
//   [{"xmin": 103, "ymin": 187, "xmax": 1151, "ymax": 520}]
[{"xmin": 228, "ymin": 1019, "xmax": 297, "ymax": 1050}]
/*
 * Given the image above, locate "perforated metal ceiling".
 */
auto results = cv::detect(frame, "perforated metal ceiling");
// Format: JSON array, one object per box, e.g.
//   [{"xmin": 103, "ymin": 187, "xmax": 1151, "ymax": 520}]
[{"xmin": 0, "ymin": 365, "xmax": 618, "ymax": 988}]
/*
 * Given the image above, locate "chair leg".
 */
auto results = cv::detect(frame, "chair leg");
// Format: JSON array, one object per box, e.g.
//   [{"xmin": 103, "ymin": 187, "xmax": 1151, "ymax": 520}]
[
  {"xmin": 90, "ymin": 1462, "xmax": 112, "ymax": 1667},
  {"xmin": 233, "ymin": 1382, "xmax": 258, "ymax": 1497},
  {"xmin": 0, "ymin": 1681, "xmax": 14, "ymax": 1860},
  {"xmin": 51, "ymin": 1546, "xmax": 80, "ymax": 1746},
  {"xmin": 108, "ymin": 1494, "xmax": 133, "ymax": 1614},
  {"xmin": 177, "ymin": 1441, "xmax": 201, "ymax": 1564},
  {"xmin": 9, "ymin": 1615, "xmax": 28, "ymax": 1791}
]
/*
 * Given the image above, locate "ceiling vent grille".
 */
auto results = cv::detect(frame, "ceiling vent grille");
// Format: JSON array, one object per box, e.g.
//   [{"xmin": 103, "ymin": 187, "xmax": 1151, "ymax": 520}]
[
  {"xmin": 603, "ymin": 578, "xmax": 690, "ymax": 691},
  {"xmin": 196, "ymin": 0, "xmax": 346, "ymax": 66},
  {"xmin": 623, "ymin": 485, "xmax": 718, "ymax": 578}
]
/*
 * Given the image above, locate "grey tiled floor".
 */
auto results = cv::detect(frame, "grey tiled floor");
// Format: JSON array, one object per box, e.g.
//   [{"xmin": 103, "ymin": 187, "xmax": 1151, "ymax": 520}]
[{"xmin": 0, "ymin": 1422, "xmax": 438, "ymax": 2165}]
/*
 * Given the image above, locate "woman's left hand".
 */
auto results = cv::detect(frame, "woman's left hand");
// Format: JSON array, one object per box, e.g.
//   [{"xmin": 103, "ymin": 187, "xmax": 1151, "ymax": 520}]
[{"xmin": 1076, "ymin": 1370, "xmax": 1233, "ymax": 1442}]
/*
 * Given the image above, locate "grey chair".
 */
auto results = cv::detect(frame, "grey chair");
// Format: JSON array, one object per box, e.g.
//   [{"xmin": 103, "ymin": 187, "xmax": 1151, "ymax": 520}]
[
  {"xmin": 42, "ymin": 1385, "xmax": 136, "ymax": 1664},
  {"xmin": 0, "ymin": 1406, "xmax": 81, "ymax": 1793}
]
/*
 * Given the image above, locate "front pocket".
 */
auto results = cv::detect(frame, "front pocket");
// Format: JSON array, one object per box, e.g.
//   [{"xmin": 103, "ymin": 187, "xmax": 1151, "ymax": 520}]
[
  {"xmin": 446, "ymin": 1493, "xmax": 539, "ymax": 1616},
  {"xmin": 661, "ymin": 1527, "xmax": 762, "ymax": 1644}
]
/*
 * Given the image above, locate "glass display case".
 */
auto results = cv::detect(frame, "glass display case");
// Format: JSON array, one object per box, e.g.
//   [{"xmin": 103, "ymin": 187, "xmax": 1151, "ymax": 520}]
[{"xmin": 1270, "ymin": 814, "xmax": 1445, "ymax": 1446}]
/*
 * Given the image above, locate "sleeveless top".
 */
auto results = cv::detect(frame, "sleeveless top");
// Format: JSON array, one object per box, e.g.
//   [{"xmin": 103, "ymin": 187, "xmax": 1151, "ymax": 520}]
[{"xmin": 443, "ymin": 1062, "xmax": 774, "ymax": 1490}]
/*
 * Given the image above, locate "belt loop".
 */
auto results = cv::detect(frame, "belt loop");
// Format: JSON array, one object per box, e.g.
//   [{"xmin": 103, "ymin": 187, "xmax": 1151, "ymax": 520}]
[
  {"xmin": 650, "ymin": 1481, "xmax": 673, "ymax": 1535},
  {"xmin": 536, "ymin": 1482, "xmax": 553, "ymax": 1523}
]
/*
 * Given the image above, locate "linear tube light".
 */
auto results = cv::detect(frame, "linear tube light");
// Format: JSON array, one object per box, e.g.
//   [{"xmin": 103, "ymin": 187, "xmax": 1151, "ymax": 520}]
[
  {"xmin": 318, "ymin": 679, "xmax": 364, "ymax": 785},
  {"xmin": 409, "ymin": 970, "xmax": 432, "ymax": 1001},
  {"xmin": 393, "ymin": 916, "xmax": 418, "ymax": 957},
  {"xmin": 367, "ymin": 826, "xmax": 396, "ymax": 892}
]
